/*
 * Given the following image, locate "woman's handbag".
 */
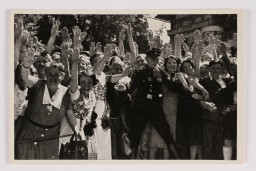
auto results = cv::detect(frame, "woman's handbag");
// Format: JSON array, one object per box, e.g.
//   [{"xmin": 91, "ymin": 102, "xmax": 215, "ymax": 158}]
[
  {"xmin": 101, "ymin": 115, "xmax": 110, "ymax": 129},
  {"xmin": 59, "ymin": 134, "xmax": 88, "ymax": 159}
]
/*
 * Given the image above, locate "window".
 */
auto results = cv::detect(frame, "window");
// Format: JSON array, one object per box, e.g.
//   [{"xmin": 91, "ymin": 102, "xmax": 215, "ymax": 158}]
[
  {"xmin": 182, "ymin": 20, "xmax": 192, "ymax": 26},
  {"xmin": 195, "ymin": 17, "xmax": 202, "ymax": 22}
]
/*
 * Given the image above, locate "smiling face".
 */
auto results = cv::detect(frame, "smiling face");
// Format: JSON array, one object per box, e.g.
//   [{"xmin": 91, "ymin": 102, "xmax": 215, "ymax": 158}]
[
  {"xmin": 136, "ymin": 56, "xmax": 147, "ymax": 70},
  {"xmin": 166, "ymin": 58, "xmax": 178, "ymax": 73},
  {"xmin": 45, "ymin": 67, "xmax": 62, "ymax": 88},
  {"xmin": 79, "ymin": 74, "xmax": 94, "ymax": 95},
  {"xmin": 182, "ymin": 62, "xmax": 194, "ymax": 76}
]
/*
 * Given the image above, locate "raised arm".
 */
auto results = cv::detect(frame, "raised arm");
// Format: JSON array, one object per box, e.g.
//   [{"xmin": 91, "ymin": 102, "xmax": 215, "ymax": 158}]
[
  {"xmin": 194, "ymin": 41, "xmax": 205, "ymax": 77},
  {"xmin": 46, "ymin": 20, "xmax": 61, "ymax": 54},
  {"xmin": 118, "ymin": 30, "xmax": 125, "ymax": 57},
  {"xmin": 174, "ymin": 34, "xmax": 184, "ymax": 59},
  {"xmin": 208, "ymin": 34, "xmax": 218, "ymax": 60},
  {"xmin": 61, "ymin": 27, "xmax": 72, "ymax": 47},
  {"xmin": 92, "ymin": 44, "xmax": 112, "ymax": 75},
  {"xmin": 69, "ymin": 48, "xmax": 80, "ymax": 94},
  {"xmin": 96, "ymin": 42, "xmax": 102, "ymax": 53},
  {"xmin": 89, "ymin": 42, "xmax": 96, "ymax": 57},
  {"xmin": 193, "ymin": 30, "xmax": 204, "ymax": 77},
  {"xmin": 14, "ymin": 20, "xmax": 24, "ymax": 69},
  {"xmin": 15, "ymin": 31, "xmax": 29, "ymax": 90},
  {"xmin": 127, "ymin": 24, "xmax": 136, "ymax": 66},
  {"xmin": 160, "ymin": 43, "xmax": 173, "ymax": 59},
  {"xmin": 61, "ymin": 43, "xmax": 72, "ymax": 86},
  {"xmin": 20, "ymin": 48, "xmax": 37, "ymax": 88},
  {"xmin": 60, "ymin": 27, "xmax": 73, "ymax": 86},
  {"xmin": 219, "ymin": 42, "xmax": 237, "ymax": 77},
  {"xmin": 191, "ymin": 43, "xmax": 198, "ymax": 63},
  {"xmin": 148, "ymin": 30, "xmax": 155, "ymax": 50},
  {"xmin": 72, "ymin": 26, "xmax": 86, "ymax": 50},
  {"xmin": 134, "ymin": 42, "xmax": 139, "ymax": 57}
]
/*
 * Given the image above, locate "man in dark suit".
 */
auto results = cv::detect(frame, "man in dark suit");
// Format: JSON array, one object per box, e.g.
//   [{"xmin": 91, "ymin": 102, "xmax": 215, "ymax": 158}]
[
  {"xmin": 200, "ymin": 60, "xmax": 233, "ymax": 160},
  {"xmin": 129, "ymin": 48, "xmax": 179, "ymax": 159}
]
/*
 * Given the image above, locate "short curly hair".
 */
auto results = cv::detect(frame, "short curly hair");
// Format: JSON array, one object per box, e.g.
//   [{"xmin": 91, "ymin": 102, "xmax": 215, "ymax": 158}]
[{"xmin": 180, "ymin": 59, "xmax": 195, "ymax": 73}]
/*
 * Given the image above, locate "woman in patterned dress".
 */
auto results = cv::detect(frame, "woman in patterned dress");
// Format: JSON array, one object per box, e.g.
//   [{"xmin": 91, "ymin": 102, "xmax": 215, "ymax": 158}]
[{"xmin": 91, "ymin": 52, "xmax": 112, "ymax": 160}]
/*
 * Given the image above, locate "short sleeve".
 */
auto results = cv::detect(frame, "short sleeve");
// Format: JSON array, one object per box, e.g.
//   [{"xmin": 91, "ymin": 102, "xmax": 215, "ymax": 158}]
[
  {"xmin": 91, "ymin": 91, "xmax": 96, "ymax": 107},
  {"xmin": 70, "ymin": 88, "xmax": 80, "ymax": 101}
]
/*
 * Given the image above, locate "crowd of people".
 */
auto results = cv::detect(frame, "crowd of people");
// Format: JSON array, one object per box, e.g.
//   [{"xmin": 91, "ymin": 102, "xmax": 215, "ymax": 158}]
[{"xmin": 14, "ymin": 18, "xmax": 238, "ymax": 160}]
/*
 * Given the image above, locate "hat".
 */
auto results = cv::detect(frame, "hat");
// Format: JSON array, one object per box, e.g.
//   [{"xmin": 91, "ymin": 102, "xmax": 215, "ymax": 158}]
[
  {"xmin": 79, "ymin": 68, "xmax": 99, "ymax": 86},
  {"xmin": 208, "ymin": 60, "xmax": 223, "ymax": 68},
  {"xmin": 80, "ymin": 51, "xmax": 90, "ymax": 57},
  {"xmin": 199, "ymin": 61, "xmax": 210, "ymax": 68},
  {"xmin": 145, "ymin": 48, "xmax": 161, "ymax": 59}
]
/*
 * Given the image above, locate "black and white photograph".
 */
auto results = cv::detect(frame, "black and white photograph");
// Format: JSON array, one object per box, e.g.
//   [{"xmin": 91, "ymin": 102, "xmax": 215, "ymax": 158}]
[{"xmin": 11, "ymin": 10, "xmax": 242, "ymax": 162}]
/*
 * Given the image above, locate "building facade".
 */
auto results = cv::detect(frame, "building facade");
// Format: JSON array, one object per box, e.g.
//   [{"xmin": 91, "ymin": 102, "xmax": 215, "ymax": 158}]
[{"xmin": 155, "ymin": 14, "xmax": 237, "ymax": 46}]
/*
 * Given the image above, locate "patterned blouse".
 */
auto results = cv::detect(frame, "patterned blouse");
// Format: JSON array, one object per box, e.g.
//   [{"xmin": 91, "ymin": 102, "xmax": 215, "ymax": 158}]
[
  {"xmin": 71, "ymin": 89, "xmax": 96, "ymax": 120},
  {"xmin": 93, "ymin": 72, "xmax": 107, "ymax": 101}
]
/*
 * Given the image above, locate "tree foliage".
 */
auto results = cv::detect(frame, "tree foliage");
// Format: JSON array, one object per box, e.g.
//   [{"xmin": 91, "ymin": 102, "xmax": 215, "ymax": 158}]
[{"xmin": 14, "ymin": 14, "xmax": 150, "ymax": 53}]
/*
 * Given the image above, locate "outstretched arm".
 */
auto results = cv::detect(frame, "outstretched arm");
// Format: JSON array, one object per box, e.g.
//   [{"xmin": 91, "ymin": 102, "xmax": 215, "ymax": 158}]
[
  {"xmin": 72, "ymin": 25, "xmax": 86, "ymax": 50},
  {"xmin": 20, "ymin": 48, "xmax": 38, "ymax": 88},
  {"xmin": 174, "ymin": 34, "xmax": 184, "ymax": 59},
  {"xmin": 61, "ymin": 43, "xmax": 72, "ymax": 86},
  {"xmin": 69, "ymin": 48, "xmax": 80, "ymax": 94},
  {"xmin": 127, "ymin": 24, "xmax": 136, "ymax": 66},
  {"xmin": 208, "ymin": 34, "xmax": 218, "ymax": 60},
  {"xmin": 14, "ymin": 20, "xmax": 25, "ymax": 70},
  {"xmin": 193, "ymin": 30, "xmax": 204, "ymax": 77},
  {"xmin": 92, "ymin": 44, "xmax": 112, "ymax": 75},
  {"xmin": 46, "ymin": 20, "xmax": 61, "ymax": 54},
  {"xmin": 118, "ymin": 30, "xmax": 125, "ymax": 57}
]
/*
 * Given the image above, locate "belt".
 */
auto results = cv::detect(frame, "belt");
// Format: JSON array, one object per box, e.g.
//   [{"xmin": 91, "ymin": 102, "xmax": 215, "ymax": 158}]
[{"xmin": 24, "ymin": 114, "xmax": 60, "ymax": 129}]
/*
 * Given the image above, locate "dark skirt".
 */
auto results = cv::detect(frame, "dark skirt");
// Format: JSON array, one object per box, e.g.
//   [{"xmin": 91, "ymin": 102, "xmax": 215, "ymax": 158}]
[
  {"xmin": 15, "ymin": 117, "xmax": 60, "ymax": 159},
  {"xmin": 223, "ymin": 111, "xmax": 237, "ymax": 140}
]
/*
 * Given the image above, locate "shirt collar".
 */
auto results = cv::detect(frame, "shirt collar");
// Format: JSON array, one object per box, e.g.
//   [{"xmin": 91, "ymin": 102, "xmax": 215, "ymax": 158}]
[{"xmin": 42, "ymin": 84, "xmax": 68, "ymax": 110}]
